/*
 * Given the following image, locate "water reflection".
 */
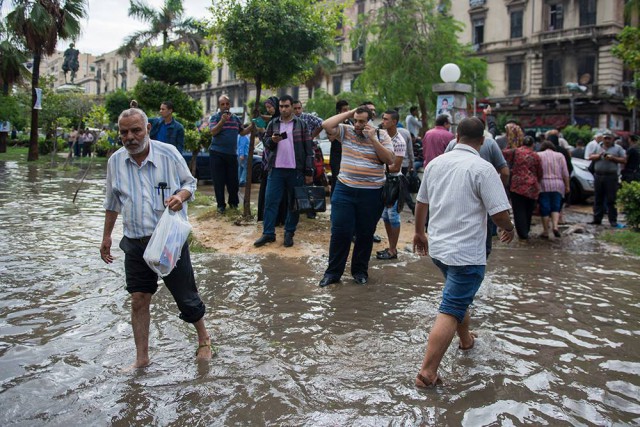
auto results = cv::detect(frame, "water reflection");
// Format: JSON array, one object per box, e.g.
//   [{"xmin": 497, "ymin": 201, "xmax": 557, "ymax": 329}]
[{"xmin": 0, "ymin": 159, "xmax": 639, "ymax": 425}]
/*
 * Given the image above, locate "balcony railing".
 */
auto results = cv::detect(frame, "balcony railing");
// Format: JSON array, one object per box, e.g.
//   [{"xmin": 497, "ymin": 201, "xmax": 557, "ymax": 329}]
[{"xmin": 539, "ymin": 85, "xmax": 599, "ymax": 96}]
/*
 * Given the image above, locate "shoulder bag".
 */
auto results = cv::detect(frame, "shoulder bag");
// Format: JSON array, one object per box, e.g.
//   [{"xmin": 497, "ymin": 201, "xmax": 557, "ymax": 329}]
[{"xmin": 292, "ymin": 185, "xmax": 326, "ymax": 214}]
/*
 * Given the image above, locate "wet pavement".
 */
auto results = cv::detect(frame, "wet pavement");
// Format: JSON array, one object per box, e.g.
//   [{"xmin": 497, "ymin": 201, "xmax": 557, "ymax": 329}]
[{"xmin": 0, "ymin": 159, "xmax": 639, "ymax": 426}]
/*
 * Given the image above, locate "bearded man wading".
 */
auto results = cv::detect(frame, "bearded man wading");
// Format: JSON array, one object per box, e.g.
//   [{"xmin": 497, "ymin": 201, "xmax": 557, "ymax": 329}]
[{"xmin": 100, "ymin": 107, "xmax": 213, "ymax": 369}]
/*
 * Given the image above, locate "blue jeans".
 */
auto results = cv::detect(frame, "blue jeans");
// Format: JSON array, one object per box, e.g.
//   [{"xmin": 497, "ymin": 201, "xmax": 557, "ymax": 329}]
[
  {"xmin": 538, "ymin": 191, "xmax": 563, "ymax": 217},
  {"xmin": 238, "ymin": 156, "xmax": 247, "ymax": 185},
  {"xmin": 432, "ymin": 258, "xmax": 485, "ymax": 323},
  {"xmin": 262, "ymin": 168, "xmax": 304, "ymax": 236},
  {"xmin": 325, "ymin": 181, "xmax": 384, "ymax": 279}
]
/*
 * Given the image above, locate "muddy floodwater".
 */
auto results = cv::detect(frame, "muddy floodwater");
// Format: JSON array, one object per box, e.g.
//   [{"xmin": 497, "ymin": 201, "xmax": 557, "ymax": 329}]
[{"xmin": 1, "ymin": 159, "xmax": 639, "ymax": 426}]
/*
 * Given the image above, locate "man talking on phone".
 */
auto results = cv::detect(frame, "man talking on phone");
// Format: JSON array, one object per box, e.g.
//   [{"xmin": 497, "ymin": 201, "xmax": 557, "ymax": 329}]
[
  {"xmin": 318, "ymin": 105, "xmax": 395, "ymax": 287},
  {"xmin": 254, "ymin": 95, "xmax": 314, "ymax": 248},
  {"xmin": 209, "ymin": 95, "xmax": 253, "ymax": 213}
]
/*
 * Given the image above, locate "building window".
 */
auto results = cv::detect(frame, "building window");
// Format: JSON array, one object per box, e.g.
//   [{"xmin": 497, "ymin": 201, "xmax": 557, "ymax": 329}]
[
  {"xmin": 229, "ymin": 69, "xmax": 236, "ymax": 80},
  {"xmin": 206, "ymin": 95, "xmax": 211, "ymax": 113},
  {"xmin": 510, "ymin": 10, "xmax": 523, "ymax": 38},
  {"xmin": 577, "ymin": 55, "xmax": 595, "ymax": 84},
  {"xmin": 545, "ymin": 58, "xmax": 563, "ymax": 87},
  {"xmin": 507, "ymin": 62, "xmax": 523, "ymax": 93},
  {"xmin": 548, "ymin": 4, "xmax": 564, "ymax": 31},
  {"xmin": 473, "ymin": 19, "xmax": 484, "ymax": 46},
  {"xmin": 579, "ymin": 0, "xmax": 596, "ymax": 26},
  {"xmin": 121, "ymin": 79, "xmax": 127, "ymax": 91},
  {"xmin": 332, "ymin": 75, "xmax": 342, "ymax": 95},
  {"xmin": 217, "ymin": 67, "xmax": 222, "ymax": 84},
  {"xmin": 335, "ymin": 45, "xmax": 342, "ymax": 65},
  {"xmin": 352, "ymin": 43, "xmax": 365, "ymax": 62},
  {"xmin": 357, "ymin": 0, "xmax": 365, "ymax": 16}
]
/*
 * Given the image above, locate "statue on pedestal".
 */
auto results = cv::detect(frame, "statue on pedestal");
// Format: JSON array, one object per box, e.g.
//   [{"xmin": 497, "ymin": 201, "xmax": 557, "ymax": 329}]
[{"xmin": 62, "ymin": 43, "xmax": 80, "ymax": 84}]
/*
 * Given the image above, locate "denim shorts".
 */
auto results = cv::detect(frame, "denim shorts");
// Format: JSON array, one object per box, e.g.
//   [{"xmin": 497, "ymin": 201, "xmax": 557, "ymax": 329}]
[
  {"xmin": 381, "ymin": 201, "xmax": 401, "ymax": 228},
  {"xmin": 432, "ymin": 258, "xmax": 485, "ymax": 323},
  {"xmin": 538, "ymin": 191, "xmax": 563, "ymax": 216}
]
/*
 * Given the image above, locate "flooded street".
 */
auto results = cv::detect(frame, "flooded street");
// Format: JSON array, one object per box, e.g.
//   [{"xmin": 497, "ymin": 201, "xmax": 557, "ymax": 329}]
[{"xmin": 1, "ymin": 159, "xmax": 639, "ymax": 426}]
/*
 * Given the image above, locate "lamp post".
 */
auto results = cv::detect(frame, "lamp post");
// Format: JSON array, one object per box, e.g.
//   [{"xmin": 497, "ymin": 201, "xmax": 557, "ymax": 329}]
[{"xmin": 566, "ymin": 82, "xmax": 588, "ymax": 125}]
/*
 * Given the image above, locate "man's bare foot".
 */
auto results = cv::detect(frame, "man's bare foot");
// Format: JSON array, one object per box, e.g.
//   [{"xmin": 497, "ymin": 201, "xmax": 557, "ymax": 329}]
[
  {"xmin": 195, "ymin": 341, "xmax": 212, "ymax": 361},
  {"xmin": 121, "ymin": 358, "xmax": 150, "ymax": 372},
  {"xmin": 415, "ymin": 372, "xmax": 443, "ymax": 388},
  {"xmin": 458, "ymin": 332, "xmax": 477, "ymax": 351}
]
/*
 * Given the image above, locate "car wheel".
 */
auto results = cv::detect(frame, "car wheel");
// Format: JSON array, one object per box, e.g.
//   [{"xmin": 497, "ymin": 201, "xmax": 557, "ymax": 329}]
[
  {"xmin": 569, "ymin": 178, "xmax": 583, "ymax": 204},
  {"xmin": 251, "ymin": 163, "xmax": 262, "ymax": 184}
]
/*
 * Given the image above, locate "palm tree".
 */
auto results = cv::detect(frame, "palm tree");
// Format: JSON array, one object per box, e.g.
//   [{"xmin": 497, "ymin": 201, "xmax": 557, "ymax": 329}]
[
  {"xmin": 118, "ymin": 0, "xmax": 206, "ymax": 56},
  {"xmin": 303, "ymin": 57, "xmax": 336, "ymax": 99},
  {"xmin": 6, "ymin": 0, "xmax": 87, "ymax": 161}
]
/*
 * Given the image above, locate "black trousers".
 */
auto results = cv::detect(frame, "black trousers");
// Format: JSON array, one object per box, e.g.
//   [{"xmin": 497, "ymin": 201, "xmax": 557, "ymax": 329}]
[
  {"xmin": 119, "ymin": 236, "xmax": 205, "ymax": 323},
  {"xmin": 593, "ymin": 174, "xmax": 619, "ymax": 225},
  {"xmin": 511, "ymin": 192, "xmax": 536, "ymax": 239},
  {"xmin": 209, "ymin": 151, "xmax": 239, "ymax": 209}
]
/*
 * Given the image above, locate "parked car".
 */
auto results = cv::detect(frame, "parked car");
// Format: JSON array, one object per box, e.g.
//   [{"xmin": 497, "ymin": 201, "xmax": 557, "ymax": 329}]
[
  {"xmin": 316, "ymin": 130, "xmax": 332, "ymax": 178},
  {"xmin": 182, "ymin": 149, "xmax": 263, "ymax": 183},
  {"xmin": 570, "ymin": 157, "xmax": 594, "ymax": 204}
]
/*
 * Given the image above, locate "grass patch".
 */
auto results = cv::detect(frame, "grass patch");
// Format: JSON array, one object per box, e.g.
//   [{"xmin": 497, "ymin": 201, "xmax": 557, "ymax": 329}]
[
  {"xmin": 600, "ymin": 230, "xmax": 640, "ymax": 256},
  {"xmin": 191, "ymin": 191, "xmax": 214, "ymax": 206},
  {"xmin": 188, "ymin": 233, "xmax": 214, "ymax": 253}
]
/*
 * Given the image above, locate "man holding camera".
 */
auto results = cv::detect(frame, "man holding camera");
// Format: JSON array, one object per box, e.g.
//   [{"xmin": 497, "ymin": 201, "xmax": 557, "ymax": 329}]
[
  {"xmin": 588, "ymin": 131, "xmax": 627, "ymax": 228},
  {"xmin": 254, "ymin": 95, "xmax": 314, "ymax": 248},
  {"xmin": 209, "ymin": 95, "xmax": 253, "ymax": 213}
]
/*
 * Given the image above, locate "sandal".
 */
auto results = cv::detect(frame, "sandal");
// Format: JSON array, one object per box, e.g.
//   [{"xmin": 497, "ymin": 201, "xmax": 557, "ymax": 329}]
[
  {"xmin": 195, "ymin": 341, "xmax": 218, "ymax": 358},
  {"xmin": 376, "ymin": 250, "xmax": 398, "ymax": 260},
  {"xmin": 415, "ymin": 373, "xmax": 444, "ymax": 389},
  {"xmin": 552, "ymin": 229, "xmax": 561, "ymax": 238},
  {"xmin": 459, "ymin": 332, "xmax": 477, "ymax": 350}
]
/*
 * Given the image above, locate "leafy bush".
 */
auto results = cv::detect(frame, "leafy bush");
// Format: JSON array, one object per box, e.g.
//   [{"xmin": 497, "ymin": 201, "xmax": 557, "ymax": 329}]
[
  {"xmin": 38, "ymin": 137, "xmax": 65, "ymax": 155},
  {"xmin": 135, "ymin": 45, "xmax": 212, "ymax": 86},
  {"xmin": 562, "ymin": 125, "xmax": 593, "ymax": 147},
  {"xmin": 95, "ymin": 130, "xmax": 119, "ymax": 157},
  {"xmin": 618, "ymin": 181, "xmax": 640, "ymax": 230}
]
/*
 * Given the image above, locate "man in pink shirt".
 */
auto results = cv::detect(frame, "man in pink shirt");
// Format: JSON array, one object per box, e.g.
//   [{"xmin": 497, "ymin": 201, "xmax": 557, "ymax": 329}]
[{"xmin": 423, "ymin": 115, "xmax": 454, "ymax": 168}]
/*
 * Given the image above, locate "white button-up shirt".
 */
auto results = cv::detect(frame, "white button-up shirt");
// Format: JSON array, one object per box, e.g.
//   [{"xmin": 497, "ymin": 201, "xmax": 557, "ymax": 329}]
[
  {"xmin": 417, "ymin": 144, "xmax": 511, "ymax": 266},
  {"xmin": 103, "ymin": 140, "xmax": 196, "ymax": 238}
]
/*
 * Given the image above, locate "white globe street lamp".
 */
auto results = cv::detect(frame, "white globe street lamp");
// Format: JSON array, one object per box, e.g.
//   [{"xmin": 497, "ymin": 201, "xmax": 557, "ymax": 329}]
[{"xmin": 440, "ymin": 63, "xmax": 461, "ymax": 83}]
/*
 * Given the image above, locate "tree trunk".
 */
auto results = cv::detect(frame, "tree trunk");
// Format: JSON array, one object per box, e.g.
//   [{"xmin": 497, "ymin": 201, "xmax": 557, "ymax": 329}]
[
  {"xmin": 243, "ymin": 75, "xmax": 262, "ymax": 218},
  {"xmin": 417, "ymin": 92, "xmax": 429, "ymax": 136},
  {"xmin": 0, "ymin": 132, "xmax": 7, "ymax": 153},
  {"xmin": 28, "ymin": 53, "xmax": 41, "ymax": 162}
]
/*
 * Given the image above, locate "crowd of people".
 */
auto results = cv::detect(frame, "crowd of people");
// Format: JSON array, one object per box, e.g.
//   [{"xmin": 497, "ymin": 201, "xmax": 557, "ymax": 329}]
[{"xmin": 99, "ymin": 96, "xmax": 639, "ymax": 387}]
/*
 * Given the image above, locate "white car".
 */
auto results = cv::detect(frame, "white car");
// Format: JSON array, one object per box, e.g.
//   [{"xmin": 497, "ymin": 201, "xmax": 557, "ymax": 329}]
[{"xmin": 570, "ymin": 157, "xmax": 594, "ymax": 204}]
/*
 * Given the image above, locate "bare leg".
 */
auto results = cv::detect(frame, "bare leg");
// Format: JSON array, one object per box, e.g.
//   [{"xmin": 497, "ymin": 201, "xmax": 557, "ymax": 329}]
[
  {"xmin": 384, "ymin": 222, "xmax": 400, "ymax": 256},
  {"xmin": 456, "ymin": 311, "xmax": 475, "ymax": 349},
  {"xmin": 416, "ymin": 313, "xmax": 458, "ymax": 386},
  {"xmin": 541, "ymin": 216, "xmax": 550, "ymax": 237},
  {"xmin": 130, "ymin": 292, "xmax": 152, "ymax": 369},
  {"xmin": 194, "ymin": 318, "xmax": 212, "ymax": 361},
  {"xmin": 551, "ymin": 212, "xmax": 560, "ymax": 232}
]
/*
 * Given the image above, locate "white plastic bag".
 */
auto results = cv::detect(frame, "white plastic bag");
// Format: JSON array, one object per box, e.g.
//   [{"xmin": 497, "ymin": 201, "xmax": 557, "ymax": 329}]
[{"xmin": 143, "ymin": 207, "xmax": 192, "ymax": 277}]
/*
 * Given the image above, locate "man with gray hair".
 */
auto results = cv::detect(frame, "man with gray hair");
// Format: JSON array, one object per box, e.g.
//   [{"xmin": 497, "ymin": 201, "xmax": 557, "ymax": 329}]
[
  {"xmin": 413, "ymin": 117, "xmax": 514, "ymax": 388},
  {"xmin": 100, "ymin": 106, "xmax": 213, "ymax": 369}
]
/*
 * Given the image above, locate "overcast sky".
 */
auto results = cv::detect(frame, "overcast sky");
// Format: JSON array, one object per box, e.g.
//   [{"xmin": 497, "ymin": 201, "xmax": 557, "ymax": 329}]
[{"xmin": 53, "ymin": 0, "xmax": 214, "ymax": 56}]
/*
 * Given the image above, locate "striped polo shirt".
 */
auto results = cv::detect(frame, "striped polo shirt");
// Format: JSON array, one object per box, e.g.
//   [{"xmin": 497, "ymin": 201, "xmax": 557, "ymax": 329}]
[
  {"xmin": 103, "ymin": 140, "xmax": 196, "ymax": 238},
  {"xmin": 337, "ymin": 124, "xmax": 394, "ymax": 189}
]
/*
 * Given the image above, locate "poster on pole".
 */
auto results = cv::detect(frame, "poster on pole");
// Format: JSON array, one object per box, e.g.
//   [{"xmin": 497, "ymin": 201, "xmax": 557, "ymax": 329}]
[
  {"xmin": 34, "ymin": 88, "xmax": 42, "ymax": 110},
  {"xmin": 435, "ymin": 94, "xmax": 453, "ymax": 121}
]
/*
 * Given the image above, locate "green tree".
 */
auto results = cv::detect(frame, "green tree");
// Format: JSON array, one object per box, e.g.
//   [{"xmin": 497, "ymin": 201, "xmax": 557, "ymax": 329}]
[
  {"xmin": 85, "ymin": 104, "xmax": 109, "ymax": 129},
  {"xmin": 132, "ymin": 80, "xmax": 201, "ymax": 124},
  {"xmin": 119, "ymin": 0, "xmax": 206, "ymax": 56},
  {"xmin": 352, "ymin": 0, "xmax": 489, "ymax": 130},
  {"xmin": 6, "ymin": 0, "xmax": 87, "ymax": 161},
  {"xmin": 210, "ymin": 0, "xmax": 340, "ymax": 217},
  {"xmin": 612, "ymin": 25, "xmax": 640, "ymax": 132},
  {"xmin": 135, "ymin": 45, "xmax": 212, "ymax": 86},
  {"xmin": 0, "ymin": 22, "xmax": 29, "ymax": 152},
  {"xmin": 105, "ymin": 89, "xmax": 132, "ymax": 124}
]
